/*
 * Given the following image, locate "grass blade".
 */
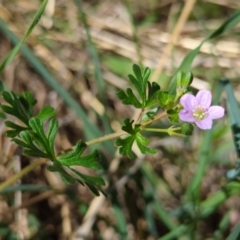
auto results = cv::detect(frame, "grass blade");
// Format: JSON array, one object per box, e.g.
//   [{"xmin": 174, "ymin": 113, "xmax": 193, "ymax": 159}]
[
  {"xmin": 168, "ymin": 10, "xmax": 240, "ymax": 93},
  {"xmin": 74, "ymin": 0, "xmax": 113, "ymax": 137},
  {"xmin": 227, "ymin": 222, "xmax": 240, "ymax": 240},
  {"xmin": 0, "ymin": 0, "xmax": 48, "ymax": 73}
]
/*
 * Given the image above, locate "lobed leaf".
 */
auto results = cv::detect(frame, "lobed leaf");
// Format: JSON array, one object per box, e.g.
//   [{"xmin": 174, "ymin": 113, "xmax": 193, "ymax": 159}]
[
  {"xmin": 116, "ymin": 118, "xmax": 156, "ymax": 158},
  {"xmin": 117, "ymin": 89, "xmax": 142, "ymax": 108},
  {"xmin": 145, "ymin": 82, "xmax": 161, "ymax": 108},
  {"xmin": 1, "ymin": 91, "xmax": 35, "ymax": 125},
  {"xmin": 57, "ymin": 141, "xmax": 102, "ymax": 170}
]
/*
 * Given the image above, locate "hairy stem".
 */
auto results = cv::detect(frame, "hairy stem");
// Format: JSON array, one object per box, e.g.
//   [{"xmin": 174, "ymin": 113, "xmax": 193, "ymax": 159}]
[
  {"xmin": 59, "ymin": 111, "xmax": 168, "ymax": 155},
  {"xmin": 0, "ymin": 159, "xmax": 47, "ymax": 192},
  {"xmin": 86, "ymin": 131, "xmax": 126, "ymax": 146},
  {"xmin": 141, "ymin": 111, "xmax": 167, "ymax": 126},
  {"xmin": 143, "ymin": 126, "xmax": 183, "ymax": 137}
]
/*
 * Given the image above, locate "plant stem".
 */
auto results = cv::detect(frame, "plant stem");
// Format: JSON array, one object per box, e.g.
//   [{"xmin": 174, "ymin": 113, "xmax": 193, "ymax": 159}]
[
  {"xmin": 141, "ymin": 111, "xmax": 167, "ymax": 126},
  {"xmin": 143, "ymin": 128, "xmax": 169, "ymax": 133},
  {"xmin": 86, "ymin": 131, "xmax": 126, "ymax": 146},
  {"xmin": 58, "ymin": 111, "xmax": 169, "ymax": 155},
  {"xmin": 143, "ymin": 127, "xmax": 183, "ymax": 137},
  {"xmin": 0, "ymin": 159, "xmax": 47, "ymax": 192}
]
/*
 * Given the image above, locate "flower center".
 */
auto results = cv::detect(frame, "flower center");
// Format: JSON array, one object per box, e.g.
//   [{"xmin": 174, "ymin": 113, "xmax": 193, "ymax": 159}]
[{"xmin": 192, "ymin": 105, "xmax": 208, "ymax": 120}]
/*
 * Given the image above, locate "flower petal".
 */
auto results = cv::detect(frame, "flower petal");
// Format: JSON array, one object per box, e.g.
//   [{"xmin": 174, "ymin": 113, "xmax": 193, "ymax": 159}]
[
  {"xmin": 208, "ymin": 106, "xmax": 224, "ymax": 119},
  {"xmin": 195, "ymin": 117, "xmax": 213, "ymax": 130},
  {"xmin": 196, "ymin": 90, "xmax": 212, "ymax": 108},
  {"xmin": 180, "ymin": 94, "xmax": 198, "ymax": 111},
  {"xmin": 179, "ymin": 110, "xmax": 195, "ymax": 122}
]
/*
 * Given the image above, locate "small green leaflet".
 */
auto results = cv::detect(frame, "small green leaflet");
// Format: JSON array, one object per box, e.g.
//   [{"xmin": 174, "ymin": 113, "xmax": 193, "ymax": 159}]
[
  {"xmin": 115, "ymin": 118, "xmax": 156, "ymax": 158},
  {"xmin": 117, "ymin": 64, "xmax": 161, "ymax": 109},
  {"xmin": 10, "ymin": 117, "xmax": 58, "ymax": 160},
  {"xmin": 28, "ymin": 117, "xmax": 58, "ymax": 159},
  {"xmin": 5, "ymin": 121, "xmax": 28, "ymax": 138},
  {"xmin": 36, "ymin": 106, "xmax": 56, "ymax": 121}
]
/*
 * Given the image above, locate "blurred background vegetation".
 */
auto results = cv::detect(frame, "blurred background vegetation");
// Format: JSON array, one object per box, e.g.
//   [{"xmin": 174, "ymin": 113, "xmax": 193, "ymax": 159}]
[{"xmin": 0, "ymin": 0, "xmax": 240, "ymax": 239}]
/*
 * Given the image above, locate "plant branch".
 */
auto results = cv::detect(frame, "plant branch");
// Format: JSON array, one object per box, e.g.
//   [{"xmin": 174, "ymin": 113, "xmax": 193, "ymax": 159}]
[
  {"xmin": 86, "ymin": 131, "xmax": 126, "ymax": 146},
  {"xmin": 141, "ymin": 111, "xmax": 167, "ymax": 126},
  {"xmin": 58, "ymin": 111, "xmax": 168, "ymax": 156}
]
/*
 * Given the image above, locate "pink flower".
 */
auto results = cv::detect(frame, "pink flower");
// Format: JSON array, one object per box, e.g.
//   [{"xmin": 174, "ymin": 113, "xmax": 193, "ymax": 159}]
[{"xmin": 179, "ymin": 90, "xmax": 224, "ymax": 130}]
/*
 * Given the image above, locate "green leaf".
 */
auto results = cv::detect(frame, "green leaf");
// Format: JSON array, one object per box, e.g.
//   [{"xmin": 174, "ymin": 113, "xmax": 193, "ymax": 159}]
[
  {"xmin": 115, "ymin": 118, "xmax": 156, "ymax": 158},
  {"xmin": 5, "ymin": 121, "xmax": 28, "ymax": 137},
  {"xmin": 121, "ymin": 118, "xmax": 141, "ymax": 135},
  {"xmin": 57, "ymin": 141, "xmax": 102, "ymax": 170},
  {"xmin": 70, "ymin": 168, "xmax": 105, "ymax": 186},
  {"xmin": 49, "ymin": 160, "xmax": 105, "ymax": 196},
  {"xmin": 116, "ymin": 135, "xmax": 136, "ymax": 158},
  {"xmin": 23, "ymin": 149, "xmax": 48, "ymax": 158},
  {"xmin": 18, "ymin": 130, "xmax": 49, "ymax": 158},
  {"xmin": 2, "ymin": 91, "xmax": 13, "ymax": 103},
  {"xmin": 36, "ymin": 106, "xmax": 56, "ymax": 121},
  {"xmin": 11, "ymin": 138, "xmax": 30, "ymax": 148},
  {"xmin": 135, "ymin": 134, "xmax": 157, "ymax": 155},
  {"xmin": 6, "ymin": 130, "xmax": 21, "ymax": 138},
  {"xmin": 0, "ymin": 111, "xmax": 6, "ymax": 119},
  {"xmin": 28, "ymin": 117, "xmax": 57, "ymax": 159},
  {"xmin": 29, "ymin": 118, "xmax": 49, "ymax": 149},
  {"xmin": 118, "ymin": 64, "xmax": 161, "ymax": 109},
  {"xmin": 117, "ymin": 89, "xmax": 142, "ymax": 108},
  {"xmin": 145, "ymin": 82, "xmax": 161, "ymax": 108},
  {"xmin": 18, "ymin": 91, "xmax": 37, "ymax": 117},
  {"xmin": 1, "ymin": 91, "xmax": 37, "ymax": 125},
  {"xmin": 129, "ymin": 70, "xmax": 144, "ymax": 98}
]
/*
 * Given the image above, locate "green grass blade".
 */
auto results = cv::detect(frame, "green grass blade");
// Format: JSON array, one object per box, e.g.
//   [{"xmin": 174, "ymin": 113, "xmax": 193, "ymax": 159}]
[
  {"xmin": 0, "ymin": 19, "xmax": 114, "ymax": 154},
  {"xmin": 219, "ymin": 78, "xmax": 240, "ymax": 177},
  {"xmin": 160, "ymin": 182, "xmax": 240, "ymax": 240},
  {"xmin": 213, "ymin": 211, "xmax": 230, "ymax": 240},
  {"xmin": 141, "ymin": 163, "xmax": 177, "ymax": 230},
  {"xmin": 158, "ymin": 225, "xmax": 188, "ymax": 240},
  {"xmin": 223, "ymin": 79, "xmax": 240, "ymax": 126},
  {"xmin": 74, "ymin": 0, "xmax": 113, "ymax": 137},
  {"xmin": 227, "ymin": 222, "xmax": 240, "ymax": 240},
  {"xmin": 168, "ymin": 10, "xmax": 240, "ymax": 93},
  {"xmin": 0, "ymin": 0, "xmax": 48, "ymax": 73},
  {"xmin": 144, "ymin": 204, "xmax": 158, "ymax": 238},
  {"xmin": 111, "ymin": 193, "xmax": 129, "ymax": 239},
  {"xmin": 124, "ymin": 0, "xmax": 143, "ymax": 68}
]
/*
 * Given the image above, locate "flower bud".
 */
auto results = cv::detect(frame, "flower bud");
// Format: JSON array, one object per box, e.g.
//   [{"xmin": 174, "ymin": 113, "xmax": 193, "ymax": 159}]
[
  {"xmin": 158, "ymin": 91, "xmax": 175, "ymax": 109},
  {"xmin": 176, "ymin": 71, "xmax": 193, "ymax": 99},
  {"xmin": 181, "ymin": 123, "xmax": 194, "ymax": 135},
  {"xmin": 176, "ymin": 71, "xmax": 193, "ymax": 88}
]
